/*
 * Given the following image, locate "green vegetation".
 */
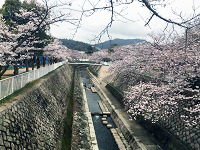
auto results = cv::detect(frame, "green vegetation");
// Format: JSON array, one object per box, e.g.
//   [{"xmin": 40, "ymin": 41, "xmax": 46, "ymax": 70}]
[
  {"xmin": 61, "ymin": 69, "xmax": 75, "ymax": 150},
  {"xmin": 1, "ymin": 0, "xmax": 52, "ymax": 47},
  {"xmin": 0, "ymin": 0, "xmax": 21, "ymax": 27},
  {"xmin": 60, "ymin": 38, "xmax": 97, "ymax": 52},
  {"xmin": 96, "ymin": 38, "xmax": 147, "ymax": 49}
]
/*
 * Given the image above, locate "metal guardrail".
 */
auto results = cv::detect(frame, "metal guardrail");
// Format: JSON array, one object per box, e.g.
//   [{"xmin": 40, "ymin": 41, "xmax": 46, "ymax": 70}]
[{"xmin": 0, "ymin": 62, "xmax": 64, "ymax": 100}]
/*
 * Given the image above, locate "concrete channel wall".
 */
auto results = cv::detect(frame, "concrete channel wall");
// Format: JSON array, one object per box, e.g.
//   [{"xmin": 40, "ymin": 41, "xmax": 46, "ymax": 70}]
[{"xmin": 0, "ymin": 65, "xmax": 73, "ymax": 149}]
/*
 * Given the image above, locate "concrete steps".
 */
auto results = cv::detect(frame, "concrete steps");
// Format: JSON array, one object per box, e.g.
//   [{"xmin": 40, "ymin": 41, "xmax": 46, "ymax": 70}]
[
  {"xmin": 98, "ymin": 101, "xmax": 109, "ymax": 113},
  {"xmin": 111, "ymin": 128, "xmax": 126, "ymax": 150}
]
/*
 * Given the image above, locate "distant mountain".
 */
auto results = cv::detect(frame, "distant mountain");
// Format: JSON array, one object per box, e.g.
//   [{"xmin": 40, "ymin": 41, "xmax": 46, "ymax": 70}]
[
  {"xmin": 60, "ymin": 38, "xmax": 96, "ymax": 52},
  {"xmin": 95, "ymin": 38, "xmax": 146, "ymax": 49}
]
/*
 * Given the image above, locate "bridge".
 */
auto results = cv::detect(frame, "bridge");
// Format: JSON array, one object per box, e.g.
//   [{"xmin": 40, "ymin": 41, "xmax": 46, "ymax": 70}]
[
  {"xmin": 68, "ymin": 62, "xmax": 109, "ymax": 67},
  {"xmin": 68, "ymin": 58, "xmax": 109, "ymax": 66},
  {"xmin": 68, "ymin": 62, "xmax": 103, "ymax": 66}
]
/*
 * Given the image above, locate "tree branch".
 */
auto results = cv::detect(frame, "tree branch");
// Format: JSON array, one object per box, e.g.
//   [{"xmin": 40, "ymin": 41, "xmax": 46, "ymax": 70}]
[{"xmin": 141, "ymin": 0, "xmax": 188, "ymax": 28}]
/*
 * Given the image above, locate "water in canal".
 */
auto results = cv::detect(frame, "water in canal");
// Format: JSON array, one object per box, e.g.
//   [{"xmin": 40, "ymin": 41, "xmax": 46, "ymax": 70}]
[{"xmin": 80, "ymin": 69, "xmax": 119, "ymax": 150}]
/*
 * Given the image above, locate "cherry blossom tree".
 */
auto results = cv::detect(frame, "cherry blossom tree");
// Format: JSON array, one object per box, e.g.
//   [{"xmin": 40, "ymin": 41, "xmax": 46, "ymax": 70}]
[
  {"xmin": 123, "ymin": 82, "xmax": 179, "ymax": 123},
  {"xmin": 43, "ymin": 39, "xmax": 72, "ymax": 64},
  {"xmin": 43, "ymin": 38, "xmax": 88, "ymax": 64},
  {"xmin": 88, "ymin": 48, "xmax": 112, "ymax": 63},
  {"xmin": 0, "ymin": 0, "xmax": 79, "ymax": 78},
  {"xmin": 89, "ymin": 24, "xmax": 200, "ymax": 131},
  {"xmin": 69, "ymin": 50, "xmax": 88, "ymax": 61}
]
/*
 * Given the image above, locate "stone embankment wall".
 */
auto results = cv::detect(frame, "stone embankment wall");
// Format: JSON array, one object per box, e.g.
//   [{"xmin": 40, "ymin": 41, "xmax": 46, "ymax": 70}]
[
  {"xmin": 159, "ymin": 99, "xmax": 200, "ymax": 149},
  {"xmin": 0, "ymin": 64, "xmax": 73, "ymax": 149},
  {"xmin": 71, "ymin": 68, "xmax": 92, "ymax": 150}
]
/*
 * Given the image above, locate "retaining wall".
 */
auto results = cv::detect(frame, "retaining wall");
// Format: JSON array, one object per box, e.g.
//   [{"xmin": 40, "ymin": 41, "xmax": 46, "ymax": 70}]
[
  {"xmin": 159, "ymin": 99, "xmax": 200, "ymax": 149},
  {"xmin": 0, "ymin": 64, "xmax": 73, "ymax": 149},
  {"xmin": 88, "ymin": 66, "xmax": 101, "ymax": 77}
]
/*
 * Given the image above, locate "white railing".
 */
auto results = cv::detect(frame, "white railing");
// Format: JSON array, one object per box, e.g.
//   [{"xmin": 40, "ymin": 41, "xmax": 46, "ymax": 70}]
[{"xmin": 0, "ymin": 62, "xmax": 65, "ymax": 100}]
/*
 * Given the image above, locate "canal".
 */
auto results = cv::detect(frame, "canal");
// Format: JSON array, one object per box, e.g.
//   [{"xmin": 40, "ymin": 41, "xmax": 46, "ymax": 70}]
[{"xmin": 80, "ymin": 69, "xmax": 119, "ymax": 150}]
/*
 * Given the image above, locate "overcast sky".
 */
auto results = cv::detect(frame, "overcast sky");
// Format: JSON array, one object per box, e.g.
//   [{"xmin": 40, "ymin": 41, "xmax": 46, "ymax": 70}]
[{"xmin": 1, "ymin": 0, "xmax": 200, "ymax": 44}]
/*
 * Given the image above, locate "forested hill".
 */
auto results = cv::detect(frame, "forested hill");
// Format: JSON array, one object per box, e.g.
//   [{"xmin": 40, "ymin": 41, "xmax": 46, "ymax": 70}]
[
  {"xmin": 60, "ymin": 38, "xmax": 92, "ymax": 51},
  {"xmin": 96, "ymin": 38, "xmax": 146, "ymax": 49},
  {"xmin": 60, "ymin": 38, "xmax": 146, "ymax": 51}
]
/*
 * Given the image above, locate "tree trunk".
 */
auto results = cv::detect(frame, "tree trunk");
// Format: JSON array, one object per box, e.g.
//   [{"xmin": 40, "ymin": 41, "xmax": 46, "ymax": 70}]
[
  {"xmin": 37, "ymin": 56, "xmax": 40, "ymax": 69},
  {"xmin": 0, "ymin": 65, "xmax": 9, "ymax": 80},
  {"xmin": 32, "ymin": 56, "xmax": 36, "ymax": 70},
  {"xmin": 43, "ymin": 57, "xmax": 46, "ymax": 67},
  {"xmin": 50, "ymin": 58, "xmax": 52, "ymax": 65},
  {"xmin": 55, "ymin": 58, "xmax": 58, "ymax": 63},
  {"xmin": 185, "ymin": 28, "xmax": 188, "ymax": 53},
  {"xmin": 25, "ymin": 58, "xmax": 29, "ymax": 72},
  {"xmin": 14, "ymin": 65, "xmax": 19, "ymax": 75}
]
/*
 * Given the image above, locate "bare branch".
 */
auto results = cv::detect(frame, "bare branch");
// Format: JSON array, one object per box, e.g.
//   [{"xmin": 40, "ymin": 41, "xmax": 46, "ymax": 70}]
[
  {"xmin": 145, "ymin": 13, "xmax": 154, "ymax": 26},
  {"xmin": 141, "ymin": 0, "xmax": 188, "ymax": 28}
]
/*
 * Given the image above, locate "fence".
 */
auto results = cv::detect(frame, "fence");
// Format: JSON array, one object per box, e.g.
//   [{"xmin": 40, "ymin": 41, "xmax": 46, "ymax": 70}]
[{"xmin": 0, "ymin": 62, "xmax": 65, "ymax": 100}]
